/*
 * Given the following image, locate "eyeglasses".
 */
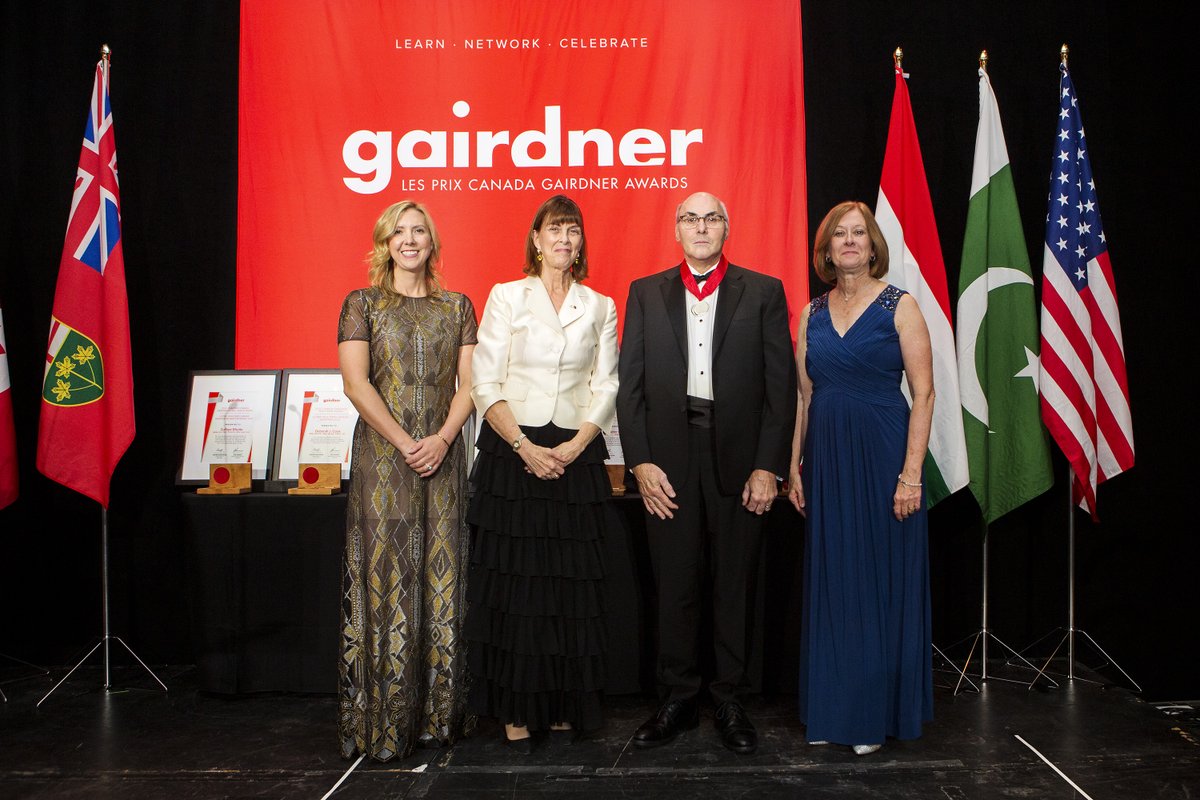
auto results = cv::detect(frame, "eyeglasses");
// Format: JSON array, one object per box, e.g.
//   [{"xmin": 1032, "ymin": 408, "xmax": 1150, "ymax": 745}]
[{"xmin": 677, "ymin": 213, "xmax": 727, "ymax": 229}]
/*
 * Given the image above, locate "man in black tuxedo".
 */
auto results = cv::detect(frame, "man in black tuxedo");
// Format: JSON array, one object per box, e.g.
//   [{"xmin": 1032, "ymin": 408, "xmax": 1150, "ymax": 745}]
[{"xmin": 617, "ymin": 191, "xmax": 796, "ymax": 754}]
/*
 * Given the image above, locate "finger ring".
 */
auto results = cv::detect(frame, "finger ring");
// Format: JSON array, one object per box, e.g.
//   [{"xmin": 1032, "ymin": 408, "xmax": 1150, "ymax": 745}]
[{"xmin": 426, "ymin": 465, "xmax": 432, "ymax": 472}]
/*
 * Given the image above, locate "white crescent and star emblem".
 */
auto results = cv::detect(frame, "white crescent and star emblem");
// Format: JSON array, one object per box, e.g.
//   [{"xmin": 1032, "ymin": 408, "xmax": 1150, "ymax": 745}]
[{"xmin": 958, "ymin": 267, "xmax": 1039, "ymax": 428}]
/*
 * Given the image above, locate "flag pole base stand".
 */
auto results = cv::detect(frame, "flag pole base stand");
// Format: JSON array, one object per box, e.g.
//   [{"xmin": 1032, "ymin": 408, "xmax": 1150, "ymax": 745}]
[
  {"xmin": 288, "ymin": 463, "xmax": 341, "ymax": 495},
  {"xmin": 1, "ymin": 652, "xmax": 50, "ymax": 703},
  {"xmin": 37, "ymin": 635, "xmax": 168, "ymax": 707},
  {"xmin": 932, "ymin": 643, "xmax": 980, "ymax": 694},
  {"xmin": 938, "ymin": 629, "xmax": 1060, "ymax": 695},
  {"xmin": 198, "ymin": 463, "xmax": 251, "ymax": 495},
  {"xmin": 1018, "ymin": 626, "xmax": 1142, "ymax": 693}
]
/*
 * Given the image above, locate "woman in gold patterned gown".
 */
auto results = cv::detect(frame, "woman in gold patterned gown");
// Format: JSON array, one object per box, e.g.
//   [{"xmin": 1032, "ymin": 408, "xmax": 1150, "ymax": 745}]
[{"xmin": 337, "ymin": 200, "xmax": 479, "ymax": 761}]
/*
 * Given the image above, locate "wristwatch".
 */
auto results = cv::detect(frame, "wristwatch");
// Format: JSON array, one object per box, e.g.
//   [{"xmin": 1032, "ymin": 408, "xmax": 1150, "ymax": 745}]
[{"xmin": 511, "ymin": 433, "xmax": 528, "ymax": 451}]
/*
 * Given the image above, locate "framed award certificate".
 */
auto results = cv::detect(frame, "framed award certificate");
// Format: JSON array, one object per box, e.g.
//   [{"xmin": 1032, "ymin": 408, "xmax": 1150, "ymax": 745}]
[
  {"xmin": 603, "ymin": 421, "xmax": 624, "ymax": 466},
  {"xmin": 271, "ymin": 369, "xmax": 359, "ymax": 482},
  {"xmin": 177, "ymin": 370, "xmax": 282, "ymax": 484}
]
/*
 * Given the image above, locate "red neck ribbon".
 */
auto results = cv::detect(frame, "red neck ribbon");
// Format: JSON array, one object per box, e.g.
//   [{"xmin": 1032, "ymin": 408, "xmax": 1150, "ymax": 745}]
[{"xmin": 679, "ymin": 254, "xmax": 728, "ymax": 301}]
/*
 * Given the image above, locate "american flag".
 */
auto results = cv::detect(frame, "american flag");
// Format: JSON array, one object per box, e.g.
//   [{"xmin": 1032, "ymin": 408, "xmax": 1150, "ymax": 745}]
[{"xmin": 1038, "ymin": 61, "xmax": 1133, "ymax": 520}]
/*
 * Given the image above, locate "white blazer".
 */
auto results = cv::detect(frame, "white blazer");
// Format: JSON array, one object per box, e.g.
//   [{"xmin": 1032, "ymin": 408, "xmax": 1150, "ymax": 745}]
[{"xmin": 472, "ymin": 276, "xmax": 619, "ymax": 432}]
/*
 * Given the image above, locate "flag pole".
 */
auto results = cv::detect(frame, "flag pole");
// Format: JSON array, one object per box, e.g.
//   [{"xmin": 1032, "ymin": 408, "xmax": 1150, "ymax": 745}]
[
  {"xmin": 1018, "ymin": 44, "xmax": 1139, "ymax": 692},
  {"xmin": 943, "ymin": 520, "xmax": 1057, "ymax": 693},
  {"xmin": 36, "ymin": 44, "xmax": 167, "ymax": 707},
  {"xmin": 1023, "ymin": 467, "xmax": 1141, "ymax": 691},
  {"xmin": 883, "ymin": 43, "xmax": 974, "ymax": 690},
  {"xmin": 892, "ymin": 40, "xmax": 953, "ymax": 685},
  {"xmin": 38, "ymin": 506, "xmax": 168, "ymax": 705},
  {"xmin": 936, "ymin": 50, "xmax": 1056, "ymax": 694}
]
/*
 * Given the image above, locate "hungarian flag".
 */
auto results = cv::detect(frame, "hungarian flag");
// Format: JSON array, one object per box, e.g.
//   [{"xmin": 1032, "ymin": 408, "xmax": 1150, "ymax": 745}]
[
  {"xmin": 956, "ymin": 67, "xmax": 1053, "ymax": 523},
  {"xmin": 1038, "ymin": 62, "xmax": 1133, "ymax": 519},
  {"xmin": 875, "ymin": 61, "xmax": 969, "ymax": 506},
  {"xmin": 0, "ymin": 303, "xmax": 17, "ymax": 510},
  {"xmin": 36, "ymin": 53, "xmax": 135, "ymax": 508}
]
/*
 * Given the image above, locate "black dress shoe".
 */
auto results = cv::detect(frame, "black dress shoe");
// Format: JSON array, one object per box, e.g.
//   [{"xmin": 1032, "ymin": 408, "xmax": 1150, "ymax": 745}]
[
  {"xmin": 714, "ymin": 702, "xmax": 757, "ymax": 754},
  {"xmin": 549, "ymin": 727, "xmax": 580, "ymax": 745},
  {"xmin": 632, "ymin": 698, "xmax": 699, "ymax": 748},
  {"xmin": 503, "ymin": 734, "xmax": 535, "ymax": 755}
]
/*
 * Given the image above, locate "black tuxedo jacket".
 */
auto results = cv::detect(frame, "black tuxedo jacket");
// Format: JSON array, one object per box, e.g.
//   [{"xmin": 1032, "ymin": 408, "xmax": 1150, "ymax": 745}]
[{"xmin": 617, "ymin": 263, "xmax": 797, "ymax": 495}]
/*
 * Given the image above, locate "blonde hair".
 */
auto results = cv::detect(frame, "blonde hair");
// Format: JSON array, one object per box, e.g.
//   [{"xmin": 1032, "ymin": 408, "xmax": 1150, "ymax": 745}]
[{"xmin": 366, "ymin": 200, "xmax": 443, "ymax": 295}]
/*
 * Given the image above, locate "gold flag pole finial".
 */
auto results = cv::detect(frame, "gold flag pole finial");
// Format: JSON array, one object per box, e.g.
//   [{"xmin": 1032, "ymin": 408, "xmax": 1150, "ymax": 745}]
[
  {"xmin": 1060, "ymin": 43, "xmax": 1069, "ymax": 67},
  {"xmin": 893, "ymin": 47, "xmax": 903, "ymax": 70},
  {"xmin": 979, "ymin": 50, "xmax": 988, "ymax": 71}
]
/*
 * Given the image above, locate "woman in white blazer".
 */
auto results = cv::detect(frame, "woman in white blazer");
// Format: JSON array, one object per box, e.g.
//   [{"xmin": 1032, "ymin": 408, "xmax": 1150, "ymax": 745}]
[{"xmin": 465, "ymin": 195, "xmax": 619, "ymax": 753}]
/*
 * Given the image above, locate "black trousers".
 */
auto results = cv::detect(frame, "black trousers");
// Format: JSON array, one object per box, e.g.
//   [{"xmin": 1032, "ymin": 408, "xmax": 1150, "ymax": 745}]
[{"xmin": 644, "ymin": 424, "xmax": 766, "ymax": 705}]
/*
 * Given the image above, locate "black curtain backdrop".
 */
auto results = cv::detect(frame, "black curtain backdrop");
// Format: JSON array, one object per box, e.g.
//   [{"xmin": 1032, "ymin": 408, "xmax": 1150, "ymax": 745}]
[{"xmin": 1, "ymin": 3, "xmax": 1193, "ymax": 699}]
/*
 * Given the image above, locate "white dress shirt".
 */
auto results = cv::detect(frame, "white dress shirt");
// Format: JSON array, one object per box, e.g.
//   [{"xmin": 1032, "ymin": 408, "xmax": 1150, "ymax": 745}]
[{"xmin": 685, "ymin": 269, "xmax": 719, "ymax": 400}]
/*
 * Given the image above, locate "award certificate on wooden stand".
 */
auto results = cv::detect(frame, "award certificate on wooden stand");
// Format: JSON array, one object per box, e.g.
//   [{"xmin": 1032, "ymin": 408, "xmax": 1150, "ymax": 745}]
[
  {"xmin": 603, "ymin": 423, "xmax": 626, "ymax": 496},
  {"xmin": 271, "ymin": 369, "xmax": 358, "ymax": 487},
  {"xmin": 177, "ymin": 370, "xmax": 282, "ymax": 485},
  {"xmin": 288, "ymin": 463, "xmax": 341, "ymax": 495},
  {"xmin": 197, "ymin": 463, "xmax": 252, "ymax": 494}
]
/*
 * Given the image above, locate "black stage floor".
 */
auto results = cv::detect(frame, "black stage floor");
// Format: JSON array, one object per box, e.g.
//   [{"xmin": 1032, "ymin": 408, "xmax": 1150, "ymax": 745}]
[{"xmin": 2, "ymin": 663, "xmax": 1198, "ymax": 799}]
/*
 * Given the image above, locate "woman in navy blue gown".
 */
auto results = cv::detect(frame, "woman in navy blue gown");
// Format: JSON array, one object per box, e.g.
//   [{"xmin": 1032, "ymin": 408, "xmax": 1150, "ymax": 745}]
[{"xmin": 788, "ymin": 201, "xmax": 934, "ymax": 756}]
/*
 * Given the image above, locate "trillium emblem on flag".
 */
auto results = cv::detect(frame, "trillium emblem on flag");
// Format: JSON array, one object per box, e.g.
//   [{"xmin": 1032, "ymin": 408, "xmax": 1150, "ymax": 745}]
[{"xmin": 41, "ymin": 317, "xmax": 105, "ymax": 407}]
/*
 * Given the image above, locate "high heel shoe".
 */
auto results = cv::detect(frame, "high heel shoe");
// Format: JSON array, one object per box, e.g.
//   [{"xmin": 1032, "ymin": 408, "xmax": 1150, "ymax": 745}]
[
  {"xmin": 415, "ymin": 732, "xmax": 444, "ymax": 749},
  {"xmin": 503, "ymin": 724, "xmax": 535, "ymax": 755},
  {"xmin": 549, "ymin": 726, "xmax": 579, "ymax": 745},
  {"xmin": 504, "ymin": 733, "xmax": 534, "ymax": 755}
]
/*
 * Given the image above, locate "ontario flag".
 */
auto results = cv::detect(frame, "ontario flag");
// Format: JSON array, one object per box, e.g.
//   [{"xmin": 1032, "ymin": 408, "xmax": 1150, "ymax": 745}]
[
  {"xmin": 875, "ymin": 58, "xmax": 969, "ymax": 506},
  {"xmin": 1, "ymin": 302, "xmax": 17, "ymax": 510},
  {"xmin": 36, "ymin": 53, "xmax": 135, "ymax": 508},
  {"xmin": 1038, "ymin": 61, "xmax": 1133, "ymax": 519}
]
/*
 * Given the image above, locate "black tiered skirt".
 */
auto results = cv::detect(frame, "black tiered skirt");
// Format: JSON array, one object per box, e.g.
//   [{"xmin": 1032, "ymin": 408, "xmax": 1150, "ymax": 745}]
[{"xmin": 465, "ymin": 422, "xmax": 609, "ymax": 732}]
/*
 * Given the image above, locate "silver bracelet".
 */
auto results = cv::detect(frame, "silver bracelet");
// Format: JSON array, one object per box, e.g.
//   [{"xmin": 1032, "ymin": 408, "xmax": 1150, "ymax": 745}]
[{"xmin": 897, "ymin": 475, "xmax": 922, "ymax": 488}]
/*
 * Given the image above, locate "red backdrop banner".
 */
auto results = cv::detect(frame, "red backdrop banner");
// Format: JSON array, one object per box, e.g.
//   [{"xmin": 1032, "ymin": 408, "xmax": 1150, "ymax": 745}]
[{"xmin": 237, "ymin": 0, "xmax": 806, "ymax": 368}]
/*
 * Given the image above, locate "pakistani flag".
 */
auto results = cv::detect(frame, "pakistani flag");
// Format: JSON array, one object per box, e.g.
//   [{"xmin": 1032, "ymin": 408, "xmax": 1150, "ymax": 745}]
[{"xmin": 956, "ymin": 67, "xmax": 1053, "ymax": 523}]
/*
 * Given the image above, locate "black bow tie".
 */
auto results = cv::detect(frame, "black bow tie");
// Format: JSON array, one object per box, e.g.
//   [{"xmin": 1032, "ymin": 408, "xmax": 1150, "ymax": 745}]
[{"xmin": 693, "ymin": 272, "xmax": 711, "ymax": 284}]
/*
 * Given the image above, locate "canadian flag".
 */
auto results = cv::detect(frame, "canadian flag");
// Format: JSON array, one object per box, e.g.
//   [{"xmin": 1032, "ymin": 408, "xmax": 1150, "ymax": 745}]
[{"xmin": 0, "ymin": 303, "xmax": 18, "ymax": 510}]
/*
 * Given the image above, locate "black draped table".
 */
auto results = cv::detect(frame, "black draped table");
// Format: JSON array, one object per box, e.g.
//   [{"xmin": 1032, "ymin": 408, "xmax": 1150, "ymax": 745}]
[{"xmin": 182, "ymin": 492, "xmax": 803, "ymax": 696}]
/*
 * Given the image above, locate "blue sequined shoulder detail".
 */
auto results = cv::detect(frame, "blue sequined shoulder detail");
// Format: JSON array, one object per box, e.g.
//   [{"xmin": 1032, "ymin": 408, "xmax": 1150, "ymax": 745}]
[
  {"xmin": 811, "ymin": 293, "xmax": 830, "ymax": 313},
  {"xmin": 875, "ymin": 284, "xmax": 904, "ymax": 312}
]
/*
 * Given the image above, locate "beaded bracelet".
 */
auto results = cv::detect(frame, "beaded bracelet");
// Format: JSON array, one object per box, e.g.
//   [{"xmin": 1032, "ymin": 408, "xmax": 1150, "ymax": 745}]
[{"xmin": 897, "ymin": 475, "xmax": 922, "ymax": 488}]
